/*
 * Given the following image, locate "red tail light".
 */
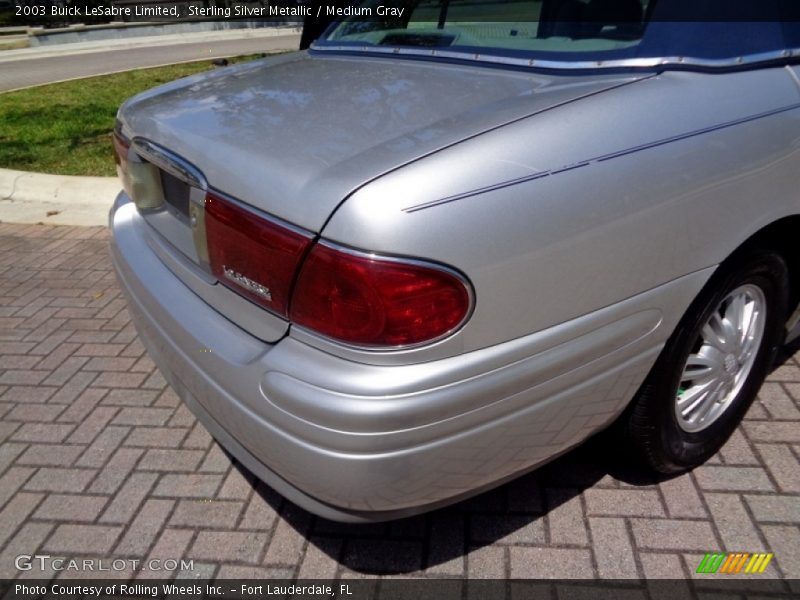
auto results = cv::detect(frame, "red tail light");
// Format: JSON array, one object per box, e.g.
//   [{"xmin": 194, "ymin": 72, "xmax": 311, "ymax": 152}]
[
  {"xmin": 203, "ymin": 192, "xmax": 471, "ymax": 347},
  {"xmin": 290, "ymin": 243, "xmax": 472, "ymax": 347},
  {"xmin": 205, "ymin": 192, "xmax": 313, "ymax": 317}
]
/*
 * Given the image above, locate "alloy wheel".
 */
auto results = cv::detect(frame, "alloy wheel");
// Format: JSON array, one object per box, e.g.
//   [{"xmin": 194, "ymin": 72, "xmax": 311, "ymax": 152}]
[{"xmin": 674, "ymin": 284, "xmax": 766, "ymax": 433}]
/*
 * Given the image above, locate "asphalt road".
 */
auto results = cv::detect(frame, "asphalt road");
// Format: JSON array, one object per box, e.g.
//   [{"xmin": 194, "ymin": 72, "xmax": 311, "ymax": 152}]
[{"xmin": 0, "ymin": 33, "xmax": 300, "ymax": 92}]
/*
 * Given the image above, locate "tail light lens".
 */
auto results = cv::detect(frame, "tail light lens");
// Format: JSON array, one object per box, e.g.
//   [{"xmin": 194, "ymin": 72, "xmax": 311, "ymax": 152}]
[
  {"xmin": 204, "ymin": 192, "xmax": 471, "ymax": 347},
  {"xmin": 290, "ymin": 243, "xmax": 472, "ymax": 347},
  {"xmin": 113, "ymin": 132, "xmax": 130, "ymax": 192},
  {"xmin": 205, "ymin": 192, "xmax": 313, "ymax": 318},
  {"xmin": 113, "ymin": 132, "xmax": 165, "ymax": 211}
]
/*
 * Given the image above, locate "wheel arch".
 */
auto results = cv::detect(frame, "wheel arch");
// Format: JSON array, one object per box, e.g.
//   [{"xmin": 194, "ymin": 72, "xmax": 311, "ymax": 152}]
[{"xmin": 728, "ymin": 215, "xmax": 800, "ymax": 331}]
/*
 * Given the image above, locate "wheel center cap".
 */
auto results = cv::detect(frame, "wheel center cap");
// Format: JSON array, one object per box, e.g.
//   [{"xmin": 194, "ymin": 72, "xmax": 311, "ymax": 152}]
[{"xmin": 724, "ymin": 353, "xmax": 738, "ymax": 374}]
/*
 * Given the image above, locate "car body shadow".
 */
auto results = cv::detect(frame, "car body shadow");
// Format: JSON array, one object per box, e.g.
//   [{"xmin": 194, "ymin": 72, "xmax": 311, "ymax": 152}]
[
  {"xmin": 231, "ymin": 431, "xmax": 660, "ymax": 575},
  {"xmin": 229, "ymin": 340, "xmax": 797, "ymax": 576}
]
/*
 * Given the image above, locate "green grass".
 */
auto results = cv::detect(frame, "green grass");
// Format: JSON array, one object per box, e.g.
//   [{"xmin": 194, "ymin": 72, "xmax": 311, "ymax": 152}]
[{"xmin": 0, "ymin": 55, "xmax": 262, "ymax": 177}]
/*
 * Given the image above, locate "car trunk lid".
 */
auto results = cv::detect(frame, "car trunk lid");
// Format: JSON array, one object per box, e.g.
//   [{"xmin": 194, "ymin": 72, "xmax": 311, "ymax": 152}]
[
  {"xmin": 118, "ymin": 52, "xmax": 646, "ymax": 233},
  {"xmin": 115, "ymin": 52, "xmax": 647, "ymax": 342}
]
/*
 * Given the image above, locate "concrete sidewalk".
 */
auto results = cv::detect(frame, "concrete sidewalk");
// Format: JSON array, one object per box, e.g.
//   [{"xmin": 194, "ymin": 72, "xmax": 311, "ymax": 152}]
[{"xmin": 0, "ymin": 168, "xmax": 118, "ymax": 227}]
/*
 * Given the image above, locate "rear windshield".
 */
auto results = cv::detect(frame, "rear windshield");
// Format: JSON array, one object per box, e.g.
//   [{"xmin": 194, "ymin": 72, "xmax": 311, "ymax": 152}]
[{"xmin": 317, "ymin": 0, "xmax": 800, "ymax": 66}]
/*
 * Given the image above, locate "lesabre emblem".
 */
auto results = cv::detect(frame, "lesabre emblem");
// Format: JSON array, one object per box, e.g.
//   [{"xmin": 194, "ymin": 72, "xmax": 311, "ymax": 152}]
[{"xmin": 222, "ymin": 266, "xmax": 272, "ymax": 301}]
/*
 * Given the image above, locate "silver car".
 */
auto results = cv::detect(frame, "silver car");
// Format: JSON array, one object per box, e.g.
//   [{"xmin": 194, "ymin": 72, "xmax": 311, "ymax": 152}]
[{"xmin": 110, "ymin": 1, "xmax": 800, "ymax": 521}]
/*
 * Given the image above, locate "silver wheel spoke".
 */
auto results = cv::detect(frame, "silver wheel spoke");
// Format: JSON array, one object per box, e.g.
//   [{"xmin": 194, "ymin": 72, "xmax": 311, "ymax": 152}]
[
  {"xmin": 682, "ymin": 351, "xmax": 722, "ymax": 384},
  {"xmin": 727, "ymin": 293, "xmax": 747, "ymax": 350},
  {"xmin": 739, "ymin": 332, "xmax": 757, "ymax": 364},
  {"xmin": 693, "ymin": 381, "xmax": 725, "ymax": 424},
  {"xmin": 738, "ymin": 300, "xmax": 760, "ymax": 361},
  {"xmin": 679, "ymin": 379, "xmax": 715, "ymax": 412},
  {"xmin": 721, "ymin": 315, "xmax": 739, "ymax": 350},
  {"xmin": 702, "ymin": 312, "xmax": 731, "ymax": 352}
]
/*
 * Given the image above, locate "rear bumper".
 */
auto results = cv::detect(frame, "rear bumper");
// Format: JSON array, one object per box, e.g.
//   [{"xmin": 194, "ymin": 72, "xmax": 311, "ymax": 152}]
[{"xmin": 110, "ymin": 193, "xmax": 712, "ymax": 522}]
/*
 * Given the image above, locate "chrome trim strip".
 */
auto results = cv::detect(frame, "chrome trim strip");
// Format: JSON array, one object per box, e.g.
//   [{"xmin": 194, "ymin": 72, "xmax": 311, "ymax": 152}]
[
  {"xmin": 291, "ymin": 239, "xmax": 476, "ymax": 352},
  {"xmin": 403, "ymin": 101, "xmax": 800, "ymax": 212},
  {"xmin": 312, "ymin": 44, "xmax": 800, "ymax": 71},
  {"xmin": 131, "ymin": 138, "xmax": 207, "ymax": 191}
]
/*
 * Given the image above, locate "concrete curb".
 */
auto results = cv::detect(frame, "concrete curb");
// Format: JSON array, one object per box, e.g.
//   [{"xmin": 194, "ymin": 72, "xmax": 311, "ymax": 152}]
[{"xmin": 0, "ymin": 167, "xmax": 118, "ymax": 227}]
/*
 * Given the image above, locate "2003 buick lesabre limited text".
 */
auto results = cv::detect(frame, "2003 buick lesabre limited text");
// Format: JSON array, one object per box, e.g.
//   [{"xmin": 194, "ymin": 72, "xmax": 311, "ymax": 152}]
[{"xmin": 110, "ymin": 0, "xmax": 800, "ymax": 521}]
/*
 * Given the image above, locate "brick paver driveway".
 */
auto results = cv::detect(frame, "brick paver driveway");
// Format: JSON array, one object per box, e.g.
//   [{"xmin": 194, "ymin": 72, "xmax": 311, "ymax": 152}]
[{"xmin": 0, "ymin": 223, "xmax": 798, "ymax": 581}]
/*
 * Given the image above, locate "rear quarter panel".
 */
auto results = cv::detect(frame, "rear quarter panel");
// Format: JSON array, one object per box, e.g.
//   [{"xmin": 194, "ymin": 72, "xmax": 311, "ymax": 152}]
[{"xmin": 322, "ymin": 67, "xmax": 800, "ymax": 357}]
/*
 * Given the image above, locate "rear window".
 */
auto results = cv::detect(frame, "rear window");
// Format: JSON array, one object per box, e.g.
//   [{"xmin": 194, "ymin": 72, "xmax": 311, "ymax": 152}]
[{"xmin": 318, "ymin": 0, "xmax": 800, "ymax": 66}]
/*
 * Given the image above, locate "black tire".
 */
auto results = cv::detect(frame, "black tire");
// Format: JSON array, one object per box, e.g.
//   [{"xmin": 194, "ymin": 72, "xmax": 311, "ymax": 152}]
[{"xmin": 624, "ymin": 249, "xmax": 789, "ymax": 474}]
